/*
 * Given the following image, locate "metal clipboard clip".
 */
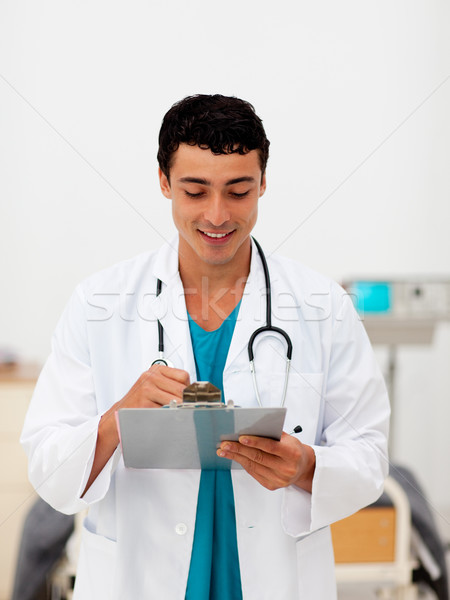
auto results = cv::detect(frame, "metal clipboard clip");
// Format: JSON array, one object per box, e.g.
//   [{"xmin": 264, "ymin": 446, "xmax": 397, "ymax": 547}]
[{"xmin": 168, "ymin": 381, "xmax": 236, "ymax": 409}]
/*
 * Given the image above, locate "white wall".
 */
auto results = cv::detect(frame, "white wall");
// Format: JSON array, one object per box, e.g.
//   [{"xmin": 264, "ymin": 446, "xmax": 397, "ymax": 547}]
[{"xmin": 1, "ymin": 1, "xmax": 450, "ymax": 529}]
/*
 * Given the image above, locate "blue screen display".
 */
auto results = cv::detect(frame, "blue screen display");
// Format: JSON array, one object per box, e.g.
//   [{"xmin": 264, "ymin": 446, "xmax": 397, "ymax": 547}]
[{"xmin": 351, "ymin": 282, "xmax": 392, "ymax": 314}]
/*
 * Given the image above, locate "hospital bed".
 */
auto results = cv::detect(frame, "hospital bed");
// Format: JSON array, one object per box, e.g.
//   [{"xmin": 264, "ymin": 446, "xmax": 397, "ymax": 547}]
[
  {"xmin": 334, "ymin": 279, "xmax": 450, "ymax": 598},
  {"xmin": 332, "ymin": 467, "xmax": 449, "ymax": 599}
]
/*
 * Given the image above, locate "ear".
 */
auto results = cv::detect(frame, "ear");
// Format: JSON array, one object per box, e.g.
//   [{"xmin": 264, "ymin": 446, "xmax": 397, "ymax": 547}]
[
  {"xmin": 259, "ymin": 172, "xmax": 267, "ymax": 197},
  {"xmin": 158, "ymin": 168, "xmax": 172, "ymax": 199}
]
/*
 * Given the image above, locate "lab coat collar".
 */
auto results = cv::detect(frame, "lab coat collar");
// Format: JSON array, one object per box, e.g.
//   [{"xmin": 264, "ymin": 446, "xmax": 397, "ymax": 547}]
[{"xmin": 152, "ymin": 235, "xmax": 180, "ymax": 287}]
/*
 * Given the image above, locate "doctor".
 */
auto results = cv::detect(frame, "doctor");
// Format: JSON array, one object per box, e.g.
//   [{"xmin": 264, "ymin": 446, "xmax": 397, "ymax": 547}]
[{"xmin": 22, "ymin": 94, "xmax": 390, "ymax": 599}]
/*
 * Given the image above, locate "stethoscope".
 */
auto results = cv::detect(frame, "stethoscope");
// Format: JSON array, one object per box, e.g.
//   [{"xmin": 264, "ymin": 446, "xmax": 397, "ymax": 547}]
[{"xmin": 151, "ymin": 237, "xmax": 293, "ymax": 407}]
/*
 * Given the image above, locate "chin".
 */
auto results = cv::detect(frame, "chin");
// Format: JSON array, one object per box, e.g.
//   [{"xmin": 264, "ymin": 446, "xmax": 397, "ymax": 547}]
[{"xmin": 200, "ymin": 250, "xmax": 235, "ymax": 266}]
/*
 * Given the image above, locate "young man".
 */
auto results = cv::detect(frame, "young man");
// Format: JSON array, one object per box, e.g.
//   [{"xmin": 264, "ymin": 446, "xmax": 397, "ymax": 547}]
[{"xmin": 22, "ymin": 94, "xmax": 390, "ymax": 599}]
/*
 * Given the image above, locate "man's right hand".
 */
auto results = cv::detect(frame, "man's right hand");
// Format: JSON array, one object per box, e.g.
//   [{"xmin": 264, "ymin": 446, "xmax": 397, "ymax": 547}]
[
  {"xmin": 119, "ymin": 365, "xmax": 190, "ymax": 409},
  {"xmin": 82, "ymin": 365, "xmax": 190, "ymax": 496}
]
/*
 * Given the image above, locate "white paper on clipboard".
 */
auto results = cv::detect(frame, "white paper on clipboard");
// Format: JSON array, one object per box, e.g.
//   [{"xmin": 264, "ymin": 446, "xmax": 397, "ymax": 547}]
[{"xmin": 117, "ymin": 406, "xmax": 287, "ymax": 470}]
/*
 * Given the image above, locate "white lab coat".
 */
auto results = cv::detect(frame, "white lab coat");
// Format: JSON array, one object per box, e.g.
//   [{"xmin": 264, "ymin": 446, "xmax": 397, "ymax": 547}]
[{"xmin": 21, "ymin": 237, "xmax": 390, "ymax": 600}]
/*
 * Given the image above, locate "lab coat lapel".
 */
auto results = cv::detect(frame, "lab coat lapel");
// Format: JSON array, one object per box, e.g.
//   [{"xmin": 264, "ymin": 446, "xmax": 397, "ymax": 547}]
[
  {"xmin": 225, "ymin": 238, "xmax": 267, "ymax": 370},
  {"xmin": 149, "ymin": 238, "xmax": 196, "ymax": 378},
  {"xmin": 156, "ymin": 275, "xmax": 196, "ymax": 378}
]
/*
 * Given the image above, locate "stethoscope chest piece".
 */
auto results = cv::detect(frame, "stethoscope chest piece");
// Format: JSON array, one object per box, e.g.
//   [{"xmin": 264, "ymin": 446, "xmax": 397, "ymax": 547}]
[{"xmin": 151, "ymin": 356, "xmax": 174, "ymax": 368}]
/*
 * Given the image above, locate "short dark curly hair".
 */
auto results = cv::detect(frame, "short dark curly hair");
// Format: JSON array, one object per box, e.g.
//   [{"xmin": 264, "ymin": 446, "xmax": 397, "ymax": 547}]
[{"xmin": 157, "ymin": 94, "xmax": 270, "ymax": 181}]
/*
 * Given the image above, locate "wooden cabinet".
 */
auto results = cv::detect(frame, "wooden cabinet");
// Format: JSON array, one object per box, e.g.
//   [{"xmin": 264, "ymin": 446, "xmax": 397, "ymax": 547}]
[
  {"xmin": 0, "ymin": 365, "xmax": 40, "ymax": 600},
  {"xmin": 331, "ymin": 506, "xmax": 396, "ymax": 563}
]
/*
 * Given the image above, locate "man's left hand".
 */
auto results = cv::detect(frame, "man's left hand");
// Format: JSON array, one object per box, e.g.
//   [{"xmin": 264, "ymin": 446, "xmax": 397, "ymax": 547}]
[{"xmin": 217, "ymin": 432, "xmax": 316, "ymax": 493}]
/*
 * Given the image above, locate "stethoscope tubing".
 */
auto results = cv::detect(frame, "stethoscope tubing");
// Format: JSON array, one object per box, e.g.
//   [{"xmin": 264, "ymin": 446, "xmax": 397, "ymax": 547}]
[{"xmin": 249, "ymin": 237, "xmax": 292, "ymax": 407}]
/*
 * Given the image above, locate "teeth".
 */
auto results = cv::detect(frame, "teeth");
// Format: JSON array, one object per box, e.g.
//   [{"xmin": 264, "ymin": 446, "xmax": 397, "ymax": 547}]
[{"xmin": 202, "ymin": 231, "xmax": 229, "ymax": 238}]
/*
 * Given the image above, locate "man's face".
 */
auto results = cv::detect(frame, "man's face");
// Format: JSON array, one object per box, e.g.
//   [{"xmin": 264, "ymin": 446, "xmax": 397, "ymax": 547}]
[{"xmin": 159, "ymin": 143, "xmax": 266, "ymax": 270}]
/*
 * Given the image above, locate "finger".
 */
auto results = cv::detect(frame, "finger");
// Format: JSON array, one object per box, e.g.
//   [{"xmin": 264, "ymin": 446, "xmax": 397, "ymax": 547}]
[
  {"xmin": 148, "ymin": 364, "xmax": 190, "ymax": 386},
  {"xmin": 218, "ymin": 441, "xmax": 281, "ymax": 470},
  {"xmin": 152, "ymin": 376, "xmax": 186, "ymax": 400},
  {"xmin": 119, "ymin": 385, "xmax": 176, "ymax": 409},
  {"xmin": 217, "ymin": 446, "xmax": 285, "ymax": 490},
  {"xmin": 238, "ymin": 433, "xmax": 300, "ymax": 461},
  {"xmin": 219, "ymin": 438, "xmax": 302, "ymax": 483},
  {"xmin": 146, "ymin": 370, "xmax": 188, "ymax": 399},
  {"xmin": 120, "ymin": 370, "xmax": 186, "ymax": 409},
  {"xmin": 238, "ymin": 435, "xmax": 284, "ymax": 458},
  {"xmin": 147, "ymin": 389, "xmax": 184, "ymax": 407}
]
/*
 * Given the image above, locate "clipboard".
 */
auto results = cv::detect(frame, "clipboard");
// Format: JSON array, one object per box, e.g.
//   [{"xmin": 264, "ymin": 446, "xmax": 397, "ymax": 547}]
[{"xmin": 117, "ymin": 406, "xmax": 287, "ymax": 470}]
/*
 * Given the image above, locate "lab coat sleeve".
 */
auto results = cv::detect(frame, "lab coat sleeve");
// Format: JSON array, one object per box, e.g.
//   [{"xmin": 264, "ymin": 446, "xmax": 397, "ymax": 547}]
[
  {"xmin": 21, "ymin": 286, "xmax": 121, "ymax": 515},
  {"xmin": 282, "ymin": 290, "xmax": 390, "ymax": 537}
]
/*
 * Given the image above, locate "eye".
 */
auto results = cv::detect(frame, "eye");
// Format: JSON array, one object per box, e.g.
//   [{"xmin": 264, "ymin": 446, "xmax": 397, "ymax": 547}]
[
  {"xmin": 184, "ymin": 190, "xmax": 204, "ymax": 198},
  {"xmin": 230, "ymin": 191, "xmax": 250, "ymax": 199}
]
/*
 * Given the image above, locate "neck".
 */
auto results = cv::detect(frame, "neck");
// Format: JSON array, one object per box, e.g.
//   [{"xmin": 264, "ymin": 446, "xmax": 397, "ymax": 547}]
[
  {"xmin": 178, "ymin": 238, "xmax": 252, "ymax": 331},
  {"xmin": 178, "ymin": 238, "xmax": 252, "ymax": 293}
]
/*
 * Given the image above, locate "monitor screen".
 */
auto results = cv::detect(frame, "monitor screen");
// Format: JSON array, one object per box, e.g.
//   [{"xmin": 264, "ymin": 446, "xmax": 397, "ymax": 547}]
[{"xmin": 351, "ymin": 281, "xmax": 392, "ymax": 314}]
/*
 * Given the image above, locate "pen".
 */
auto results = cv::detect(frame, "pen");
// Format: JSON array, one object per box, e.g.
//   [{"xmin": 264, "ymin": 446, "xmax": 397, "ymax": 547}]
[{"xmin": 289, "ymin": 425, "xmax": 302, "ymax": 434}]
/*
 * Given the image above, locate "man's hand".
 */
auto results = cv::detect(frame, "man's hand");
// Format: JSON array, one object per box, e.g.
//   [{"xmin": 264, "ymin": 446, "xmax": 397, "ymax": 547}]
[
  {"xmin": 217, "ymin": 432, "xmax": 316, "ymax": 493},
  {"xmin": 82, "ymin": 365, "xmax": 190, "ymax": 496},
  {"xmin": 118, "ymin": 364, "xmax": 190, "ymax": 409}
]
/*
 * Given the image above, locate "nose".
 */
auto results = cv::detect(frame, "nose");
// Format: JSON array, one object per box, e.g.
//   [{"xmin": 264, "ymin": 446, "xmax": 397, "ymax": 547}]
[{"xmin": 203, "ymin": 194, "xmax": 231, "ymax": 227}]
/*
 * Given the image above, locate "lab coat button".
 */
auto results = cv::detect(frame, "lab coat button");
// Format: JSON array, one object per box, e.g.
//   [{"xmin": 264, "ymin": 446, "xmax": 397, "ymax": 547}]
[{"xmin": 175, "ymin": 523, "xmax": 188, "ymax": 535}]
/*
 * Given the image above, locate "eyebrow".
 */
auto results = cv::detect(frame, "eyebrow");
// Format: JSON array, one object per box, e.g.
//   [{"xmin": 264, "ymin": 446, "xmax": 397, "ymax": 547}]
[{"xmin": 178, "ymin": 176, "xmax": 256, "ymax": 186}]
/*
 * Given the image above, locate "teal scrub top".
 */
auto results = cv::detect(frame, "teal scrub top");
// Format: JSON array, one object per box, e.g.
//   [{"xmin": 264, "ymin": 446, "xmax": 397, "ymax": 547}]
[{"xmin": 185, "ymin": 302, "xmax": 243, "ymax": 600}]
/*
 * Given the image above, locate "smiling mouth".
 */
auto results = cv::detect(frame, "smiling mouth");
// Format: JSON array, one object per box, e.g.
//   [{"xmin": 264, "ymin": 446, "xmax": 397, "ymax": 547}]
[{"xmin": 199, "ymin": 230, "xmax": 234, "ymax": 240}]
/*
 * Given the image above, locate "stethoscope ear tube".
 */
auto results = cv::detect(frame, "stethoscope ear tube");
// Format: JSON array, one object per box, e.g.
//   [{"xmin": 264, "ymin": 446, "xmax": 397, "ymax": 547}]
[{"xmin": 247, "ymin": 238, "xmax": 293, "ymax": 408}]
